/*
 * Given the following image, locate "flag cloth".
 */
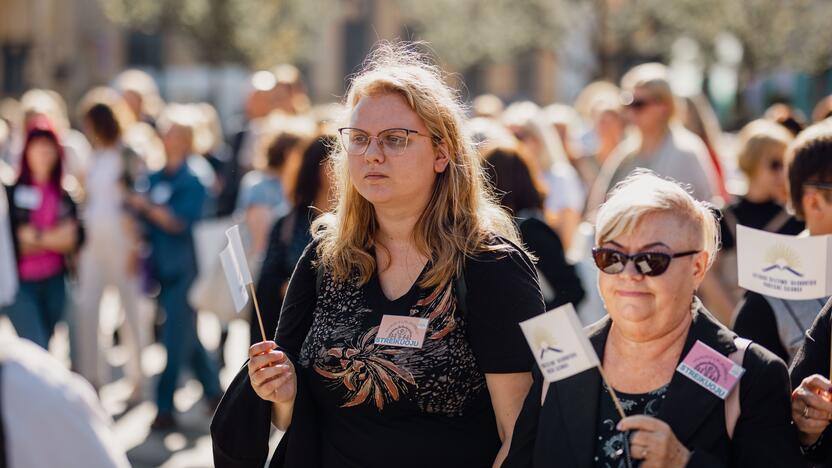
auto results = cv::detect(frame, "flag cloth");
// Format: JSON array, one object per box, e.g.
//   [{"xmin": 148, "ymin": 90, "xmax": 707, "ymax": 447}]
[
  {"xmin": 225, "ymin": 225, "xmax": 253, "ymax": 284},
  {"xmin": 520, "ymin": 303, "xmax": 600, "ymax": 383},
  {"xmin": 737, "ymin": 225, "xmax": 831, "ymax": 300},
  {"xmin": 219, "ymin": 225, "xmax": 252, "ymax": 313}
]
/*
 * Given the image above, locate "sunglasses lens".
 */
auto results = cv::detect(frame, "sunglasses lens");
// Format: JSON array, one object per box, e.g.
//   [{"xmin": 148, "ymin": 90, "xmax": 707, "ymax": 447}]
[
  {"xmin": 593, "ymin": 250, "xmax": 626, "ymax": 274},
  {"xmin": 633, "ymin": 253, "xmax": 671, "ymax": 276}
]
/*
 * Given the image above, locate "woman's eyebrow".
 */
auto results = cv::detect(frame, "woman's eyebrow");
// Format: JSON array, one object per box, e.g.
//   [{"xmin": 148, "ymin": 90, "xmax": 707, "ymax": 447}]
[{"xmin": 603, "ymin": 240, "xmax": 670, "ymax": 250}]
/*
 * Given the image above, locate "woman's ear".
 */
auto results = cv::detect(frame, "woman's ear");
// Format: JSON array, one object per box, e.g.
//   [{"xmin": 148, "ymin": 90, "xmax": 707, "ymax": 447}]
[
  {"xmin": 434, "ymin": 140, "xmax": 450, "ymax": 173},
  {"xmin": 691, "ymin": 251, "xmax": 709, "ymax": 286}
]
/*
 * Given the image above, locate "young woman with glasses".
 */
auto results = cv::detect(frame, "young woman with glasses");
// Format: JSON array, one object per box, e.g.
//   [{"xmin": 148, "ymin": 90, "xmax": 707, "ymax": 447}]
[{"xmin": 213, "ymin": 43, "xmax": 544, "ymax": 468}]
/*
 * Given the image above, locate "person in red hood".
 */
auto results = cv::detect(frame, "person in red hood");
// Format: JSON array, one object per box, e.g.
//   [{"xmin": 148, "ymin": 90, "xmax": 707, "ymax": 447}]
[{"xmin": 2, "ymin": 117, "xmax": 84, "ymax": 349}]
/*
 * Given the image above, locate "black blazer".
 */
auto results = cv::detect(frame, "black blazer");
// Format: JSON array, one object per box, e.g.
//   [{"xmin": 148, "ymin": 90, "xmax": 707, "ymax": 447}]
[{"xmin": 503, "ymin": 304, "xmax": 804, "ymax": 468}]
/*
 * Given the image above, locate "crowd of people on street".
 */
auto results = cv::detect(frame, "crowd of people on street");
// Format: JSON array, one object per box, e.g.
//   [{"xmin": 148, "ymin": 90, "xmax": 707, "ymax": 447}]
[{"xmin": 3, "ymin": 40, "xmax": 832, "ymax": 467}]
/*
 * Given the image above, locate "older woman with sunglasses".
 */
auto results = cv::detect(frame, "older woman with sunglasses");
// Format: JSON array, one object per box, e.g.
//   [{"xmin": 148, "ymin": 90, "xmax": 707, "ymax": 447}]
[{"xmin": 503, "ymin": 170, "xmax": 802, "ymax": 468}]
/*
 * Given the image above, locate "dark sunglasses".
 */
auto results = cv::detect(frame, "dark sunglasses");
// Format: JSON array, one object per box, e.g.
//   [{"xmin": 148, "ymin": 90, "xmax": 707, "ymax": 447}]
[
  {"xmin": 624, "ymin": 98, "xmax": 658, "ymax": 111},
  {"xmin": 592, "ymin": 248, "xmax": 700, "ymax": 276}
]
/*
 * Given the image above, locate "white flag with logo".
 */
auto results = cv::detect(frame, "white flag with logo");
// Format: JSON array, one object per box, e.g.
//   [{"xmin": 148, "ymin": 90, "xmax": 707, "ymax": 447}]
[
  {"xmin": 520, "ymin": 303, "xmax": 600, "ymax": 383},
  {"xmin": 219, "ymin": 225, "xmax": 252, "ymax": 313},
  {"xmin": 737, "ymin": 225, "xmax": 831, "ymax": 300}
]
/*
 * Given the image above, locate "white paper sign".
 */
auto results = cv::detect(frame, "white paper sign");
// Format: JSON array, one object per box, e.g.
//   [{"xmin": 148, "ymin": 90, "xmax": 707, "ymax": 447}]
[
  {"xmin": 737, "ymin": 225, "xmax": 831, "ymax": 300},
  {"xmin": 520, "ymin": 303, "xmax": 600, "ymax": 383}
]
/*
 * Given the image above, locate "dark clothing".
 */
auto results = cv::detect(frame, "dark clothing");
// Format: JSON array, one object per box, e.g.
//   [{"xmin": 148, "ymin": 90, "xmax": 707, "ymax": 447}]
[
  {"xmin": 733, "ymin": 293, "xmax": 826, "ymax": 365},
  {"xmin": 594, "ymin": 383, "xmax": 669, "ymax": 466},
  {"xmin": 789, "ymin": 297, "xmax": 832, "ymax": 464},
  {"xmin": 518, "ymin": 215, "xmax": 585, "ymax": 310},
  {"xmin": 215, "ymin": 128, "xmax": 248, "ymax": 218},
  {"xmin": 503, "ymin": 303, "xmax": 803, "ymax": 468},
  {"xmin": 212, "ymin": 236, "xmax": 545, "ymax": 468},
  {"xmin": 251, "ymin": 205, "xmax": 315, "ymax": 345},
  {"xmin": 733, "ymin": 293, "xmax": 790, "ymax": 363},
  {"xmin": 141, "ymin": 163, "xmax": 204, "ymax": 282},
  {"xmin": 719, "ymin": 198, "xmax": 803, "ymax": 251},
  {"xmin": 4, "ymin": 183, "xmax": 83, "ymax": 273}
]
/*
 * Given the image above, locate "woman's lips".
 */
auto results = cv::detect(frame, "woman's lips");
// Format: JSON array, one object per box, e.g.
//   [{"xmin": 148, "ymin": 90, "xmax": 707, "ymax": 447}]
[
  {"xmin": 364, "ymin": 173, "xmax": 387, "ymax": 180},
  {"xmin": 616, "ymin": 290, "xmax": 651, "ymax": 297}
]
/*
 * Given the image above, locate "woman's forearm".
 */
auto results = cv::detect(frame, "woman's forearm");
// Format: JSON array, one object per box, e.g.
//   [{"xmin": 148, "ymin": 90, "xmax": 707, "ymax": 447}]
[{"xmin": 271, "ymin": 399, "xmax": 295, "ymax": 431}]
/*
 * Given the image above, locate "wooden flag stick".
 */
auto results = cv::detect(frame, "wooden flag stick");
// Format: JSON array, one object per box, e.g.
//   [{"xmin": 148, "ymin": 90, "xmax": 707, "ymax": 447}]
[
  {"xmin": 596, "ymin": 364, "xmax": 627, "ymax": 421},
  {"xmin": 248, "ymin": 283, "xmax": 268, "ymax": 343}
]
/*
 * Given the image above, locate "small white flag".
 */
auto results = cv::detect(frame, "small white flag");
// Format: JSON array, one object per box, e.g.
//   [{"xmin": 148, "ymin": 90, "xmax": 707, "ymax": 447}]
[
  {"xmin": 737, "ymin": 225, "xmax": 831, "ymax": 300},
  {"xmin": 225, "ymin": 225, "xmax": 253, "ymax": 285},
  {"xmin": 520, "ymin": 303, "xmax": 600, "ymax": 383},
  {"xmin": 219, "ymin": 225, "xmax": 252, "ymax": 313}
]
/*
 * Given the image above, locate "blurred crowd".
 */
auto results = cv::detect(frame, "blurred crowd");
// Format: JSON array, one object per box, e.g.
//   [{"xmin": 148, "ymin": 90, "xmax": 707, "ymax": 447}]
[{"xmin": 1, "ymin": 56, "xmax": 832, "ymax": 463}]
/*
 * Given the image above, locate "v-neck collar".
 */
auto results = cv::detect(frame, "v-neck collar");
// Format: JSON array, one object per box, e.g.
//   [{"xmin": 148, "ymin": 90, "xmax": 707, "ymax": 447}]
[{"xmin": 363, "ymin": 261, "xmax": 431, "ymax": 316}]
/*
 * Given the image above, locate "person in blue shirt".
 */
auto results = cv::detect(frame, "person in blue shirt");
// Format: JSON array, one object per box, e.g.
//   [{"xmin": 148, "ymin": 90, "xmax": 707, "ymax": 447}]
[{"xmin": 127, "ymin": 105, "xmax": 222, "ymax": 430}]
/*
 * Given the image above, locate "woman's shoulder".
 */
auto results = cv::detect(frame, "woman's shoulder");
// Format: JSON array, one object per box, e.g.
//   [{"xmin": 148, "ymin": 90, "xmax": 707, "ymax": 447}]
[{"xmin": 464, "ymin": 235, "xmax": 536, "ymax": 278}]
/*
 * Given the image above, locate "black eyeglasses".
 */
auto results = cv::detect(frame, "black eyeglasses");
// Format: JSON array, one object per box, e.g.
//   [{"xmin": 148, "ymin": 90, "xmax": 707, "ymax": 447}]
[
  {"xmin": 804, "ymin": 182, "xmax": 832, "ymax": 191},
  {"xmin": 337, "ymin": 127, "xmax": 436, "ymax": 156},
  {"xmin": 591, "ymin": 248, "xmax": 700, "ymax": 276}
]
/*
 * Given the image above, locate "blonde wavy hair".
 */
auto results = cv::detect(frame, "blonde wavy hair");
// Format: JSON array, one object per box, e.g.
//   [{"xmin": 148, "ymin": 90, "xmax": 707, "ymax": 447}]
[{"xmin": 313, "ymin": 42, "xmax": 521, "ymax": 289}]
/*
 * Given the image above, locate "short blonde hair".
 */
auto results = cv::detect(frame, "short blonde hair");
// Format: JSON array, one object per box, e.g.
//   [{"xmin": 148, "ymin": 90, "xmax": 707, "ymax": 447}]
[
  {"xmin": 314, "ymin": 42, "xmax": 520, "ymax": 289},
  {"xmin": 736, "ymin": 119, "xmax": 793, "ymax": 177},
  {"xmin": 620, "ymin": 63, "xmax": 675, "ymax": 116},
  {"xmin": 156, "ymin": 104, "xmax": 197, "ymax": 152},
  {"xmin": 596, "ymin": 170, "xmax": 719, "ymax": 269}
]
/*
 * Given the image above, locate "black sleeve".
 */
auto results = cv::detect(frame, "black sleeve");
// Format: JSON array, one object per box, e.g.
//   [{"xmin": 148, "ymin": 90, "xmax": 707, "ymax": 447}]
[
  {"xmin": 519, "ymin": 218, "xmax": 585, "ymax": 309},
  {"xmin": 274, "ymin": 240, "xmax": 318, "ymax": 356},
  {"xmin": 789, "ymin": 300, "xmax": 832, "ymax": 463},
  {"xmin": 465, "ymin": 241, "xmax": 545, "ymax": 373},
  {"xmin": 501, "ymin": 367, "xmax": 543, "ymax": 468},
  {"xmin": 253, "ymin": 215, "xmax": 290, "ymax": 344},
  {"xmin": 727, "ymin": 344, "xmax": 804, "ymax": 467},
  {"xmin": 733, "ymin": 293, "xmax": 789, "ymax": 363}
]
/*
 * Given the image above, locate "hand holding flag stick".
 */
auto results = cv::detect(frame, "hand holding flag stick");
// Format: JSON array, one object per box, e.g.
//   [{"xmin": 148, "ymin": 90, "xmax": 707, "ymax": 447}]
[
  {"xmin": 220, "ymin": 225, "xmax": 268, "ymax": 343},
  {"xmin": 521, "ymin": 303, "xmax": 627, "ymax": 421}
]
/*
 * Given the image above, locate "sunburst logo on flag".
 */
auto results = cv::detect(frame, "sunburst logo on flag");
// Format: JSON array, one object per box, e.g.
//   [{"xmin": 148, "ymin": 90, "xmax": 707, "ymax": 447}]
[
  {"xmin": 532, "ymin": 327, "xmax": 563, "ymax": 359},
  {"xmin": 762, "ymin": 243, "xmax": 803, "ymax": 277}
]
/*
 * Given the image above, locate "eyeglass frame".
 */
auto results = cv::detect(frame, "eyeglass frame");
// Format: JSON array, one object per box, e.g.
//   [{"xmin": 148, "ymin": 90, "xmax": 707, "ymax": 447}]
[
  {"xmin": 591, "ymin": 247, "xmax": 700, "ymax": 276},
  {"xmin": 337, "ymin": 127, "xmax": 439, "ymax": 156},
  {"xmin": 804, "ymin": 181, "xmax": 832, "ymax": 191}
]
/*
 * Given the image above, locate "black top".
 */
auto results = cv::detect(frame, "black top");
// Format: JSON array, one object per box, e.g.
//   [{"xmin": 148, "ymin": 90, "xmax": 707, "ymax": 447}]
[
  {"xmin": 212, "ymin": 236, "xmax": 545, "ymax": 468},
  {"xmin": 252, "ymin": 205, "xmax": 315, "ymax": 344},
  {"xmin": 719, "ymin": 198, "xmax": 803, "ymax": 250},
  {"xmin": 503, "ymin": 302, "xmax": 803, "ymax": 468},
  {"xmin": 733, "ymin": 293, "xmax": 789, "ymax": 363},
  {"xmin": 518, "ymin": 216, "xmax": 585, "ymax": 310},
  {"xmin": 789, "ymin": 297, "xmax": 832, "ymax": 464},
  {"xmin": 593, "ymin": 384, "xmax": 669, "ymax": 468}
]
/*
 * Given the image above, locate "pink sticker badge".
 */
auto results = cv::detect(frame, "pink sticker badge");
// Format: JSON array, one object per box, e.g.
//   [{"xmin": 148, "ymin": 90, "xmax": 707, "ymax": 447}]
[
  {"xmin": 374, "ymin": 315, "xmax": 429, "ymax": 349},
  {"xmin": 676, "ymin": 340, "xmax": 745, "ymax": 400}
]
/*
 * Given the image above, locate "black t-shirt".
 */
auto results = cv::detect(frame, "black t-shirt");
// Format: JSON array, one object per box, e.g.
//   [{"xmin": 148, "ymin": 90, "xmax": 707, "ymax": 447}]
[
  {"xmin": 719, "ymin": 198, "xmax": 804, "ymax": 250},
  {"xmin": 518, "ymin": 216, "xmax": 585, "ymax": 310},
  {"xmin": 275, "ymin": 237, "xmax": 544, "ymax": 468}
]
